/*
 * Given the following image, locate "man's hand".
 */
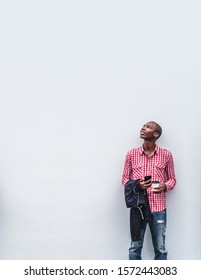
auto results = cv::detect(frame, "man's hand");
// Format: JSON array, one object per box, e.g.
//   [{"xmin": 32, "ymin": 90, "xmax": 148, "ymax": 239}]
[
  {"xmin": 153, "ymin": 183, "xmax": 167, "ymax": 193},
  {"xmin": 139, "ymin": 179, "xmax": 152, "ymax": 190}
]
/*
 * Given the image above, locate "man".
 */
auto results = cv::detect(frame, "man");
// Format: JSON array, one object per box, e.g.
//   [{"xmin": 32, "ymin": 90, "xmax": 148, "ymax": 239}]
[{"xmin": 122, "ymin": 121, "xmax": 176, "ymax": 260}]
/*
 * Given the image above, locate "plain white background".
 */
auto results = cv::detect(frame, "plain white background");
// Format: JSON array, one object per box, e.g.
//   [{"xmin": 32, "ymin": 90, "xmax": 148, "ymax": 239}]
[{"xmin": 0, "ymin": 0, "xmax": 200, "ymax": 259}]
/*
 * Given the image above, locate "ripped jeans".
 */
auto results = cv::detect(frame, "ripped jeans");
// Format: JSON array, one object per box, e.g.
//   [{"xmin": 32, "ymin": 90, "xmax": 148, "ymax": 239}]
[{"xmin": 129, "ymin": 209, "xmax": 167, "ymax": 260}]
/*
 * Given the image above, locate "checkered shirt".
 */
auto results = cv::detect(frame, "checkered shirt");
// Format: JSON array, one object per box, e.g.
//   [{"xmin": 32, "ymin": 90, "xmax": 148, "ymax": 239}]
[{"xmin": 122, "ymin": 145, "xmax": 176, "ymax": 212}]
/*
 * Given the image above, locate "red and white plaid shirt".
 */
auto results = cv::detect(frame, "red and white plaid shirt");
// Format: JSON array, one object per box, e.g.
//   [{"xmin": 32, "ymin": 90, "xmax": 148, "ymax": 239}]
[{"xmin": 122, "ymin": 145, "xmax": 176, "ymax": 212}]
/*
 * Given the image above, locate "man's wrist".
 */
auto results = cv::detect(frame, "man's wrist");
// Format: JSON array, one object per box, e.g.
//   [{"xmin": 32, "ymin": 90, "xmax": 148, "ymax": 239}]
[{"xmin": 163, "ymin": 184, "xmax": 167, "ymax": 191}]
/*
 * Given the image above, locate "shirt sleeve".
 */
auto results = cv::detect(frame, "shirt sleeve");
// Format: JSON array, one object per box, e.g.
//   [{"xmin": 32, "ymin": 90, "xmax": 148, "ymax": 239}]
[
  {"xmin": 165, "ymin": 152, "xmax": 176, "ymax": 191},
  {"xmin": 122, "ymin": 152, "xmax": 132, "ymax": 186}
]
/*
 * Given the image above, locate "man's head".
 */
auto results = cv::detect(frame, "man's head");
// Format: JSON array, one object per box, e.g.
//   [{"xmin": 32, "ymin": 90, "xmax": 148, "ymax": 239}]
[{"xmin": 140, "ymin": 121, "xmax": 162, "ymax": 141}]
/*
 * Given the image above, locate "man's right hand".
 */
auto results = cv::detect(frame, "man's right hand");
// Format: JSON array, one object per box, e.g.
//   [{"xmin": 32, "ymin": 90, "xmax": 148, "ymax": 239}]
[{"xmin": 139, "ymin": 179, "xmax": 152, "ymax": 190}]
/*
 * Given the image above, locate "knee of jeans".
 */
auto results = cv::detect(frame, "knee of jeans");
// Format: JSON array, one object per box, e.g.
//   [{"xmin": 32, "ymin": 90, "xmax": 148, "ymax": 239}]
[
  {"xmin": 155, "ymin": 242, "xmax": 167, "ymax": 253},
  {"xmin": 154, "ymin": 224, "xmax": 167, "ymax": 251},
  {"xmin": 130, "ymin": 240, "xmax": 142, "ymax": 251}
]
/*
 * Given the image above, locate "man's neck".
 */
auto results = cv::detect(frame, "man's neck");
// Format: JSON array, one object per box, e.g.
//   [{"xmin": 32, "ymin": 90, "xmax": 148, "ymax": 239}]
[{"xmin": 143, "ymin": 141, "xmax": 156, "ymax": 155}]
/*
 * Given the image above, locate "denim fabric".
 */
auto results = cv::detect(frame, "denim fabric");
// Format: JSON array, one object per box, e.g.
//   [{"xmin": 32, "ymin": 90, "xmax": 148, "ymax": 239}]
[{"xmin": 129, "ymin": 209, "xmax": 167, "ymax": 260}]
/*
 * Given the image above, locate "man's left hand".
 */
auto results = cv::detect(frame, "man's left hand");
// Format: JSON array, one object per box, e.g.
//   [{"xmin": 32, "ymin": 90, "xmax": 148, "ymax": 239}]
[{"xmin": 153, "ymin": 183, "xmax": 167, "ymax": 193}]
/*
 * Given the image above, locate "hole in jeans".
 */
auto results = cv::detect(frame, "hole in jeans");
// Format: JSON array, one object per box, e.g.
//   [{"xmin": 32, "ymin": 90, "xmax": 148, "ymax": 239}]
[{"xmin": 157, "ymin": 219, "xmax": 164, "ymax": 224}]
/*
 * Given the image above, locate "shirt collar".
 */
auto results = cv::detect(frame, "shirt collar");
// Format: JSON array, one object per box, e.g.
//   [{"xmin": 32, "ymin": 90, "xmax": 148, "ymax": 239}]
[{"xmin": 140, "ymin": 144, "xmax": 159, "ymax": 155}]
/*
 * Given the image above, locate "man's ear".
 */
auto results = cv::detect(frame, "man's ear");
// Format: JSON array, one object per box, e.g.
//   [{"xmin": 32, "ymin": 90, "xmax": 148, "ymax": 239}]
[{"xmin": 154, "ymin": 132, "xmax": 159, "ymax": 138}]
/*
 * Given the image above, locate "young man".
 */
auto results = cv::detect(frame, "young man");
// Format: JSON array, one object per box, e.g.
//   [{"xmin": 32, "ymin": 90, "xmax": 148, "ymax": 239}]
[{"xmin": 122, "ymin": 121, "xmax": 176, "ymax": 260}]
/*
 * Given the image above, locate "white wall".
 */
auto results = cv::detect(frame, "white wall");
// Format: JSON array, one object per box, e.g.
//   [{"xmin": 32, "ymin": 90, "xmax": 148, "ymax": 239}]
[{"xmin": 0, "ymin": 0, "xmax": 200, "ymax": 259}]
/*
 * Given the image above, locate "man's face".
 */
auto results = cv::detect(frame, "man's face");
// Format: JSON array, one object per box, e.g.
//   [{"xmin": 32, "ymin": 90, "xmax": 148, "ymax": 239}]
[{"xmin": 140, "ymin": 122, "xmax": 159, "ymax": 140}]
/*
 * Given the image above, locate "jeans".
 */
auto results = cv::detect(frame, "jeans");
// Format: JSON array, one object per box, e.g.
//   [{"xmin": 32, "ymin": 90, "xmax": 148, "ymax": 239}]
[{"xmin": 129, "ymin": 209, "xmax": 167, "ymax": 260}]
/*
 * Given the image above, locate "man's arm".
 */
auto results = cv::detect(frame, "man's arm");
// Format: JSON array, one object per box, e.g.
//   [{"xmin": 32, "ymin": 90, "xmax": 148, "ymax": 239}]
[
  {"xmin": 122, "ymin": 153, "xmax": 132, "ymax": 186},
  {"xmin": 164, "ymin": 152, "xmax": 176, "ymax": 191}
]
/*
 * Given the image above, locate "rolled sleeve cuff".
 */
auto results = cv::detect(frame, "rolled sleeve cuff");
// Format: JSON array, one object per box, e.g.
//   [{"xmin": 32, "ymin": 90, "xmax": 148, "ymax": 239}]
[{"xmin": 165, "ymin": 178, "xmax": 176, "ymax": 191}]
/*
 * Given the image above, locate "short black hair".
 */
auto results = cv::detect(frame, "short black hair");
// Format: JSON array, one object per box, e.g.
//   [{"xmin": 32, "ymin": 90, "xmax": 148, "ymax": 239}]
[{"xmin": 153, "ymin": 121, "xmax": 162, "ymax": 138}]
